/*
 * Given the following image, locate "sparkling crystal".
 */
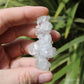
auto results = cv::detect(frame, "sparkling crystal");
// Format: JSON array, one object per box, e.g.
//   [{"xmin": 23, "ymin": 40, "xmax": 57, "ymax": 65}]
[
  {"xmin": 28, "ymin": 42, "xmax": 39, "ymax": 55},
  {"xmin": 36, "ymin": 21, "xmax": 52, "ymax": 35},
  {"xmin": 37, "ymin": 16, "xmax": 50, "ymax": 24},
  {"xmin": 36, "ymin": 57, "xmax": 51, "ymax": 71},
  {"xmin": 28, "ymin": 16, "xmax": 57, "ymax": 71}
]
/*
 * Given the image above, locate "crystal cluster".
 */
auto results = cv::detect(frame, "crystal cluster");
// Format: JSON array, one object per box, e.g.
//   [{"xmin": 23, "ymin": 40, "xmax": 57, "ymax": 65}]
[{"xmin": 28, "ymin": 16, "xmax": 57, "ymax": 71}]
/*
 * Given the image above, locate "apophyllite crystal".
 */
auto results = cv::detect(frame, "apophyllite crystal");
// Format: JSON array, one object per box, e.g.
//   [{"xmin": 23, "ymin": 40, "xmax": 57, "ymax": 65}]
[{"xmin": 28, "ymin": 16, "xmax": 57, "ymax": 71}]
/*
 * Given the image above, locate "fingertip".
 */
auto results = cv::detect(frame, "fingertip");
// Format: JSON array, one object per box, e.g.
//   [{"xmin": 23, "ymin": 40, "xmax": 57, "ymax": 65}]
[
  {"xmin": 51, "ymin": 30, "xmax": 61, "ymax": 42},
  {"xmin": 32, "ymin": 6, "xmax": 49, "ymax": 15},
  {"xmin": 26, "ymin": 6, "xmax": 49, "ymax": 20},
  {"xmin": 39, "ymin": 6, "xmax": 49, "ymax": 15},
  {"xmin": 55, "ymin": 31, "xmax": 61, "ymax": 40},
  {"xmin": 39, "ymin": 71, "xmax": 53, "ymax": 83}
]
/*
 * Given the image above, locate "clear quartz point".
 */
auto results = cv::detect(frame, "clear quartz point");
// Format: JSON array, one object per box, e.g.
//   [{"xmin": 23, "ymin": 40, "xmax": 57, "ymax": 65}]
[{"xmin": 28, "ymin": 16, "xmax": 57, "ymax": 71}]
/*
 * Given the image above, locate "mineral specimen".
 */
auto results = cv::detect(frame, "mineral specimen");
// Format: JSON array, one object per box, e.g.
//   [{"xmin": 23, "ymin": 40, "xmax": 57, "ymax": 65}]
[{"xmin": 28, "ymin": 16, "xmax": 57, "ymax": 71}]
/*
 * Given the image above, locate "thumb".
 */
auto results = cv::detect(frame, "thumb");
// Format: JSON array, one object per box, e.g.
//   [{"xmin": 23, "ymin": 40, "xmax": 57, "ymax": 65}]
[{"xmin": 0, "ymin": 67, "xmax": 53, "ymax": 84}]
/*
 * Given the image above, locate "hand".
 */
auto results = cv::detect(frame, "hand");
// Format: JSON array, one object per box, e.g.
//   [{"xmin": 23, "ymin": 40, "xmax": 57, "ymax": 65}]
[{"xmin": 0, "ymin": 6, "xmax": 60, "ymax": 84}]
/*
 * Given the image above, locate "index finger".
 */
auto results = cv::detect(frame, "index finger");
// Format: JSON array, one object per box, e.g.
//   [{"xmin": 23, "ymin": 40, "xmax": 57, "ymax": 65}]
[{"xmin": 0, "ymin": 6, "xmax": 49, "ymax": 35}]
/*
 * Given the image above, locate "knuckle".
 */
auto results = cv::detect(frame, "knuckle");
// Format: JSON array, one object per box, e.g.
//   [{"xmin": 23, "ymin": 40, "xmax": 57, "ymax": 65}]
[{"xmin": 18, "ymin": 70, "xmax": 31, "ymax": 84}]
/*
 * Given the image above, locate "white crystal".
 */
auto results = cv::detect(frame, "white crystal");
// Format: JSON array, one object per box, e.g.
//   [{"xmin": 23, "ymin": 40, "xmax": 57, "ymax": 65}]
[
  {"xmin": 36, "ymin": 21, "xmax": 52, "ymax": 37},
  {"xmin": 36, "ymin": 57, "xmax": 51, "ymax": 71},
  {"xmin": 37, "ymin": 16, "xmax": 50, "ymax": 24},
  {"xmin": 28, "ymin": 42, "xmax": 39, "ymax": 55},
  {"xmin": 28, "ymin": 16, "xmax": 57, "ymax": 71}
]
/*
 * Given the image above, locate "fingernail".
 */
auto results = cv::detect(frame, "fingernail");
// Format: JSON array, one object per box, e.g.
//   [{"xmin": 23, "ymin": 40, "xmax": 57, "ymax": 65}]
[
  {"xmin": 39, "ymin": 72, "xmax": 53, "ymax": 83},
  {"xmin": 55, "ymin": 31, "xmax": 61, "ymax": 38}
]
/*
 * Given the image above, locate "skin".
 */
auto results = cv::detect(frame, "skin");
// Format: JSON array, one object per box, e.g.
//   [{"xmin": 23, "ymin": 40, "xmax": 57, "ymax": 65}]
[{"xmin": 0, "ymin": 6, "xmax": 61, "ymax": 84}]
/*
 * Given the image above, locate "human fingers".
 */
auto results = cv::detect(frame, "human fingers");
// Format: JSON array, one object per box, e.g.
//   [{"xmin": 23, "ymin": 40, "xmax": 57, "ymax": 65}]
[
  {"xmin": 0, "ymin": 6, "xmax": 49, "ymax": 35},
  {"xmin": 0, "ymin": 67, "xmax": 53, "ymax": 84},
  {"xmin": 0, "ymin": 23, "xmax": 60, "ymax": 44},
  {"xmin": 3, "ymin": 39, "xmax": 34, "ymax": 59},
  {"xmin": 0, "ymin": 23, "xmax": 36, "ymax": 44},
  {"xmin": 0, "ymin": 45, "xmax": 10, "ymax": 69},
  {"xmin": 51, "ymin": 30, "xmax": 61, "ymax": 42},
  {"xmin": 10, "ymin": 57, "xmax": 36, "ymax": 68},
  {"xmin": 10, "ymin": 57, "xmax": 53, "ymax": 69}
]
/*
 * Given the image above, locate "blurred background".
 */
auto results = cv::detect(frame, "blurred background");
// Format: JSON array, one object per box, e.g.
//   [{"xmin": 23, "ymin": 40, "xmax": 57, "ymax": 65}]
[{"xmin": 0, "ymin": 0, "xmax": 84, "ymax": 84}]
